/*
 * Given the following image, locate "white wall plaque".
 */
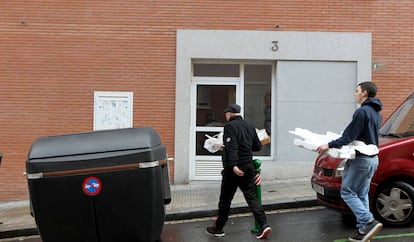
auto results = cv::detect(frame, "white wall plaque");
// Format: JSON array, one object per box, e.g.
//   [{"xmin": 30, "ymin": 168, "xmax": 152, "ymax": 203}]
[{"xmin": 94, "ymin": 91, "xmax": 133, "ymax": 130}]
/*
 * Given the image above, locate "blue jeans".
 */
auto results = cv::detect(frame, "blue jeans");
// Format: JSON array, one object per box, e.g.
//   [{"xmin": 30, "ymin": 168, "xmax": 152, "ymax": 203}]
[{"xmin": 341, "ymin": 155, "xmax": 379, "ymax": 232}]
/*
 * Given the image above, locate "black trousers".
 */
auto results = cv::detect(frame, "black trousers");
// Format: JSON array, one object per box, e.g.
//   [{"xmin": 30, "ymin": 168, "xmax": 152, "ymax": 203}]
[{"xmin": 215, "ymin": 162, "xmax": 267, "ymax": 230}]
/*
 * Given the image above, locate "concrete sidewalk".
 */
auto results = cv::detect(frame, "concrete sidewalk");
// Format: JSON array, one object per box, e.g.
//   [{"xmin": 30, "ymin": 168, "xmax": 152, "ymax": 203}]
[{"xmin": 0, "ymin": 177, "xmax": 317, "ymax": 239}]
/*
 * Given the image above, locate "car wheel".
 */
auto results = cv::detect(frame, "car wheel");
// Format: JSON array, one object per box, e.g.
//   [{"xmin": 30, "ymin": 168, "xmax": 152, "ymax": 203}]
[{"xmin": 373, "ymin": 181, "xmax": 414, "ymax": 226}]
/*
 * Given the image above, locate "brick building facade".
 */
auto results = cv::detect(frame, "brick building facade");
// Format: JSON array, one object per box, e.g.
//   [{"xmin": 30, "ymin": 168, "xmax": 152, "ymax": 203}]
[{"xmin": 1, "ymin": 1, "xmax": 413, "ymax": 202}]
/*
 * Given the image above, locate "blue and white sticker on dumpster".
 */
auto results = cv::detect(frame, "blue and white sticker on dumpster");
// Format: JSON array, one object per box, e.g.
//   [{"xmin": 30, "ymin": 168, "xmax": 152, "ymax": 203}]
[{"xmin": 82, "ymin": 176, "xmax": 102, "ymax": 196}]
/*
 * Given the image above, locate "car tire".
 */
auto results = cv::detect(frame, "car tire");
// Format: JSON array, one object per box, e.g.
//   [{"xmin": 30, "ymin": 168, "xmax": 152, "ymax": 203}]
[{"xmin": 373, "ymin": 181, "xmax": 414, "ymax": 227}]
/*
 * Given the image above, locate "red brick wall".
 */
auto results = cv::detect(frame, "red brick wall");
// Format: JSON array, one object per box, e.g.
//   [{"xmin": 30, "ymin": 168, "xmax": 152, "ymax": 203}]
[{"xmin": 1, "ymin": 1, "xmax": 413, "ymax": 201}]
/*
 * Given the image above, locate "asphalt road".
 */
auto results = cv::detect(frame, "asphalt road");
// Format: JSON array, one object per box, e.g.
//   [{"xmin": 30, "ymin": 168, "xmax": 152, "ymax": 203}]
[{"xmin": 1, "ymin": 207, "xmax": 414, "ymax": 242}]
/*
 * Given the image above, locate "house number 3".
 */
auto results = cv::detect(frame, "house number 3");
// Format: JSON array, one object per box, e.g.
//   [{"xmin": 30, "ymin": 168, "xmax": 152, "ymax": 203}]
[{"xmin": 271, "ymin": 41, "xmax": 279, "ymax": 51}]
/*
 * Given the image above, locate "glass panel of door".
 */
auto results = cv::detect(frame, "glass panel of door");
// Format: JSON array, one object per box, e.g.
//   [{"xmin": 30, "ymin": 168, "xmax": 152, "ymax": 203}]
[{"xmin": 195, "ymin": 84, "xmax": 236, "ymax": 156}]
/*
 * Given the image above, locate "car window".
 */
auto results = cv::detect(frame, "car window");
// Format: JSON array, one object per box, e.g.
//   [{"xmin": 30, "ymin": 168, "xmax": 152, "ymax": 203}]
[{"xmin": 380, "ymin": 95, "xmax": 414, "ymax": 137}]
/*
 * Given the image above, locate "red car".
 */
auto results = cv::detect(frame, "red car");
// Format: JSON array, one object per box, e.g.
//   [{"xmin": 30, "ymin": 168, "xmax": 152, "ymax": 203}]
[{"xmin": 311, "ymin": 92, "xmax": 414, "ymax": 226}]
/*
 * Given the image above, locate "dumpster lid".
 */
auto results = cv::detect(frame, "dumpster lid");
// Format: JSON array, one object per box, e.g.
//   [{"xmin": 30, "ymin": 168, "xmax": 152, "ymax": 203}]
[{"xmin": 28, "ymin": 127, "xmax": 163, "ymax": 160}]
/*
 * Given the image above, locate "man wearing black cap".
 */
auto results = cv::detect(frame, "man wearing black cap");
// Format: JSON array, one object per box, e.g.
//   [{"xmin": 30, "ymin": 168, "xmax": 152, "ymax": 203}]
[{"xmin": 206, "ymin": 104, "xmax": 272, "ymax": 240}]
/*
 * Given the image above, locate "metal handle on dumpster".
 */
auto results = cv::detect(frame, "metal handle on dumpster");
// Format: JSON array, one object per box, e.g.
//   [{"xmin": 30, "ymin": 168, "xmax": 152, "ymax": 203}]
[
  {"xmin": 25, "ymin": 160, "xmax": 168, "ymax": 179},
  {"xmin": 162, "ymin": 157, "xmax": 173, "ymax": 205}
]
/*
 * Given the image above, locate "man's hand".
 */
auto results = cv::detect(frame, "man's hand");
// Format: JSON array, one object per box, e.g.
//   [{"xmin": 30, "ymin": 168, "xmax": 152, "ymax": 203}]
[
  {"xmin": 233, "ymin": 166, "xmax": 244, "ymax": 176},
  {"xmin": 316, "ymin": 144, "xmax": 329, "ymax": 154}
]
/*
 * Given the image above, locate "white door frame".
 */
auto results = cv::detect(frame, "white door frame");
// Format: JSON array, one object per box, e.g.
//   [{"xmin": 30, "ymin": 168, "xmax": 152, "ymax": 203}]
[{"xmin": 190, "ymin": 78, "xmax": 242, "ymax": 180}]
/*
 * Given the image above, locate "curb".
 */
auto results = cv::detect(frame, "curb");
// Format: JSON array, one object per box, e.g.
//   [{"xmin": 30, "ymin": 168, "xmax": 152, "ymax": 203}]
[
  {"xmin": 0, "ymin": 199, "xmax": 318, "ymax": 239},
  {"xmin": 165, "ymin": 198, "xmax": 318, "ymax": 221},
  {"xmin": 0, "ymin": 228, "xmax": 39, "ymax": 240}
]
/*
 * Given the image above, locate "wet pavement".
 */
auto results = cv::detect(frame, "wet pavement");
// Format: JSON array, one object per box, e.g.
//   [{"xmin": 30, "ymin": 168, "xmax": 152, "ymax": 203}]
[
  {"xmin": 0, "ymin": 177, "xmax": 316, "ymax": 239},
  {"xmin": 2, "ymin": 207, "xmax": 414, "ymax": 242}
]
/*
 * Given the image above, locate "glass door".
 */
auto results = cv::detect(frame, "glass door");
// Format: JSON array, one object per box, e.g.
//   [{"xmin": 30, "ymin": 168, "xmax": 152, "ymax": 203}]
[{"xmin": 191, "ymin": 81, "xmax": 240, "ymax": 180}]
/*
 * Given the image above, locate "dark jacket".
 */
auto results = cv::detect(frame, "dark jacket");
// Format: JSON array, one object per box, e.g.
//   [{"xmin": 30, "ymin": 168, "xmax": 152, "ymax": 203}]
[
  {"xmin": 222, "ymin": 115, "xmax": 262, "ymax": 168},
  {"xmin": 329, "ymin": 97, "xmax": 383, "ymax": 148}
]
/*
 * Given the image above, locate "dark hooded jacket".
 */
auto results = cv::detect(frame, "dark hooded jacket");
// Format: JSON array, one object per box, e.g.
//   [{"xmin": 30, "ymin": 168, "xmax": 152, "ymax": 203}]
[
  {"xmin": 329, "ymin": 97, "xmax": 383, "ymax": 148},
  {"xmin": 222, "ymin": 115, "xmax": 262, "ymax": 168}
]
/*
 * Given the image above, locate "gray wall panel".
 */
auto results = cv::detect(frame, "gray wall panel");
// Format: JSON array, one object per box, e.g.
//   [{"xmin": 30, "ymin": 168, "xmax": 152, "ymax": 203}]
[{"xmin": 276, "ymin": 61, "xmax": 357, "ymax": 162}]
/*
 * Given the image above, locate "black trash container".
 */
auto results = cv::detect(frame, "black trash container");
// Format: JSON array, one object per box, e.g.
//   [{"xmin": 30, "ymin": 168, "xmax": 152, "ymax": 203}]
[{"xmin": 26, "ymin": 127, "xmax": 171, "ymax": 242}]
